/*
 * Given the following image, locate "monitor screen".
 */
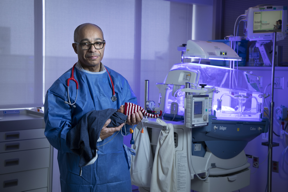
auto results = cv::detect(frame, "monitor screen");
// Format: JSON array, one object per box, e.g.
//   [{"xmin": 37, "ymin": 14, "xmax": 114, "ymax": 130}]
[
  {"xmin": 253, "ymin": 10, "xmax": 283, "ymax": 33},
  {"xmin": 194, "ymin": 101, "xmax": 202, "ymax": 115}
]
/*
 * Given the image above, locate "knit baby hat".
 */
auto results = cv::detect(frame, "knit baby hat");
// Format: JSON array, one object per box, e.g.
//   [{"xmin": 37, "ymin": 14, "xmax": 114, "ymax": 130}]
[{"xmin": 124, "ymin": 102, "xmax": 162, "ymax": 118}]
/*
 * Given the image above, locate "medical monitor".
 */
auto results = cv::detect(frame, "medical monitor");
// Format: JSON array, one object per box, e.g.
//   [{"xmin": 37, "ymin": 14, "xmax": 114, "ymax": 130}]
[{"xmin": 246, "ymin": 5, "xmax": 287, "ymax": 41}]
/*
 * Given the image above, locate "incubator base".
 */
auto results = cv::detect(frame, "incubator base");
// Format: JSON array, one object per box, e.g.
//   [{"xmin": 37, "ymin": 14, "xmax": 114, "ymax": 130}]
[
  {"xmin": 143, "ymin": 118, "xmax": 251, "ymax": 192},
  {"xmin": 191, "ymin": 168, "xmax": 250, "ymax": 192}
]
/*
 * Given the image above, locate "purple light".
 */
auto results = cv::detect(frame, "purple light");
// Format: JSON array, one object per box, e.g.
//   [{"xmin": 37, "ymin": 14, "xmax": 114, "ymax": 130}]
[
  {"xmin": 184, "ymin": 56, "xmax": 241, "ymax": 61},
  {"xmin": 209, "ymin": 57, "xmax": 242, "ymax": 61},
  {"xmin": 216, "ymin": 117, "xmax": 262, "ymax": 122},
  {"xmin": 186, "ymin": 63, "xmax": 234, "ymax": 70}
]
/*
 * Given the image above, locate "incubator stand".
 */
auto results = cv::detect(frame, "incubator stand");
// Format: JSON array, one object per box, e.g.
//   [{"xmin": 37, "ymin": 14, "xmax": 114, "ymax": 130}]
[{"xmin": 141, "ymin": 62, "xmax": 269, "ymax": 192}]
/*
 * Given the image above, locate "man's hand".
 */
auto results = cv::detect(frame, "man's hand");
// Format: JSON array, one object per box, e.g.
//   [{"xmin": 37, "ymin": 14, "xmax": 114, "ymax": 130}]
[
  {"xmin": 126, "ymin": 111, "xmax": 143, "ymax": 125},
  {"xmin": 118, "ymin": 105, "xmax": 144, "ymax": 125},
  {"xmin": 100, "ymin": 119, "xmax": 125, "ymax": 140}
]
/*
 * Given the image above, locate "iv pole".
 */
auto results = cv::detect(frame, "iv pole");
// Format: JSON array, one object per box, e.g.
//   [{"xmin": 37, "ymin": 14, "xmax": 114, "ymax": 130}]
[{"xmin": 267, "ymin": 31, "xmax": 276, "ymax": 192}]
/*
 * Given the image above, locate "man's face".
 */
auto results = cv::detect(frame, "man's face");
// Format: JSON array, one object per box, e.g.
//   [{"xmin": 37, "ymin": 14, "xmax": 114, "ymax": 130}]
[{"xmin": 73, "ymin": 25, "xmax": 105, "ymax": 69}]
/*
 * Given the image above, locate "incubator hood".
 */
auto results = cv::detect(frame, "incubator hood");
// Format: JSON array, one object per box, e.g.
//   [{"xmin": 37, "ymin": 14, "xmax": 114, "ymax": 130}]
[{"xmin": 158, "ymin": 63, "xmax": 264, "ymax": 122}]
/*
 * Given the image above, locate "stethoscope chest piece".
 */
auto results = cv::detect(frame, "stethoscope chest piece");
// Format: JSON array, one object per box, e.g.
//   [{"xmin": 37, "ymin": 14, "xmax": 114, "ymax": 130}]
[
  {"xmin": 111, "ymin": 95, "xmax": 117, "ymax": 102},
  {"xmin": 105, "ymin": 68, "xmax": 117, "ymax": 102}
]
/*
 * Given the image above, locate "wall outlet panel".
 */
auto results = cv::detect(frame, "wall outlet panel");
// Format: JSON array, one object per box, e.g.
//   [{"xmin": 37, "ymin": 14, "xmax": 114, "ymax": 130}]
[
  {"xmin": 272, "ymin": 161, "xmax": 279, "ymax": 173},
  {"xmin": 253, "ymin": 156, "xmax": 259, "ymax": 168},
  {"xmin": 274, "ymin": 77, "xmax": 284, "ymax": 89}
]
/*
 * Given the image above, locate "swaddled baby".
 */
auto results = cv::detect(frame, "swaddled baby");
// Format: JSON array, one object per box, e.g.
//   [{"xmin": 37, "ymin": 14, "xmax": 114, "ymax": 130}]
[{"xmin": 111, "ymin": 102, "xmax": 162, "ymax": 127}]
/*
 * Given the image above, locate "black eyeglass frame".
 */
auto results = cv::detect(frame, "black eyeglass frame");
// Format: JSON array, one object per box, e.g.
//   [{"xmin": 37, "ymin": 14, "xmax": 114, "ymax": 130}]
[{"xmin": 74, "ymin": 40, "xmax": 106, "ymax": 50}]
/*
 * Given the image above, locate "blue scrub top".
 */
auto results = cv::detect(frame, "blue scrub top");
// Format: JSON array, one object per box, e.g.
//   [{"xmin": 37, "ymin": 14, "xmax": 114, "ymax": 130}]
[{"xmin": 44, "ymin": 64, "xmax": 137, "ymax": 192}]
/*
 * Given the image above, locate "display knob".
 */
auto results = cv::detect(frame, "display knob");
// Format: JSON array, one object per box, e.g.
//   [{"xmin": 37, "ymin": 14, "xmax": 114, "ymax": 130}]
[{"xmin": 199, "ymin": 84, "xmax": 207, "ymax": 89}]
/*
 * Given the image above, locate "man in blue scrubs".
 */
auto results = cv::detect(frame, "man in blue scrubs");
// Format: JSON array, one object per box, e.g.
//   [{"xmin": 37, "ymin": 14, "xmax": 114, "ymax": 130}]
[{"xmin": 44, "ymin": 23, "xmax": 143, "ymax": 192}]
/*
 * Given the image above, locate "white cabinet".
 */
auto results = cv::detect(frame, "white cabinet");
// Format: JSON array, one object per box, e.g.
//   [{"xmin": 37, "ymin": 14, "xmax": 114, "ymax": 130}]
[{"xmin": 0, "ymin": 110, "xmax": 52, "ymax": 192}]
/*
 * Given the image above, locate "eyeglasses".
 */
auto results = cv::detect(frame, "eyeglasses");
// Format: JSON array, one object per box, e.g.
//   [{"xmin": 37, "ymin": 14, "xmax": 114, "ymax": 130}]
[{"xmin": 74, "ymin": 40, "xmax": 106, "ymax": 50}]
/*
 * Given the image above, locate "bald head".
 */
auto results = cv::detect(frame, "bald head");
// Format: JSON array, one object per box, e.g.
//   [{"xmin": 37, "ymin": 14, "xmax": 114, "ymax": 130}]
[{"xmin": 74, "ymin": 23, "xmax": 104, "ymax": 42}]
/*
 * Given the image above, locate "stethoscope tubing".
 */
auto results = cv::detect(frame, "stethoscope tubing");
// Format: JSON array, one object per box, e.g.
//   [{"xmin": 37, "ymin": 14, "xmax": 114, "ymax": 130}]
[{"xmin": 65, "ymin": 63, "xmax": 116, "ymax": 107}]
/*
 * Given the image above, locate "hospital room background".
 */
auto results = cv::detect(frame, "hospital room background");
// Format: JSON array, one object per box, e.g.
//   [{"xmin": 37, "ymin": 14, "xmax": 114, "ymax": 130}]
[{"xmin": 0, "ymin": 0, "xmax": 288, "ymax": 192}]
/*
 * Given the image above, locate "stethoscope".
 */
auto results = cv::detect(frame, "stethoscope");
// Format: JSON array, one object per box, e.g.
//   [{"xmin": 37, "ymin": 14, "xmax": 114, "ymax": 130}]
[{"xmin": 65, "ymin": 63, "xmax": 117, "ymax": 108}]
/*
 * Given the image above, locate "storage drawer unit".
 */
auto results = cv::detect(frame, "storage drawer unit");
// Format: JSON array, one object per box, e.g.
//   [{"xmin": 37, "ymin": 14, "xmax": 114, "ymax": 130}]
[{"xmin": 0, "ymin": 110, "xmax": 52, "ymax": 192}]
